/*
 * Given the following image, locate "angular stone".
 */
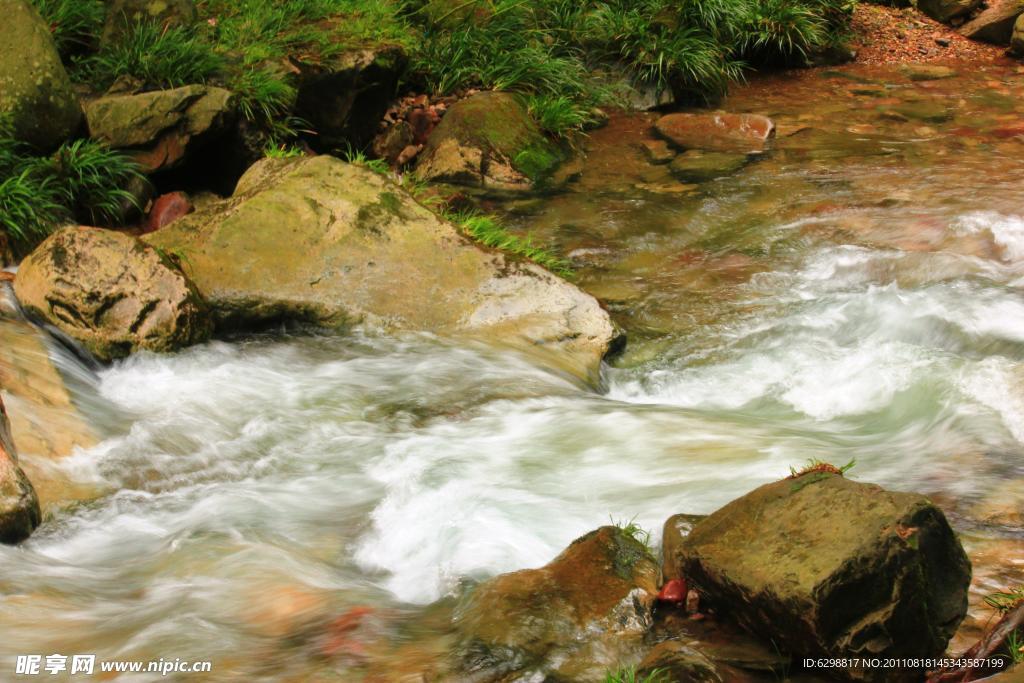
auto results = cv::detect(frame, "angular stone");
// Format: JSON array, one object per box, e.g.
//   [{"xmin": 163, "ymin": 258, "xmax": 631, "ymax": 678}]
[
  {"xmin": 639, "ymin": 138, "xmax": 676, "ymax": 165},
  {"xmin": 655, "ymin": 112, "xmax": 775, "ymax": 154},
  {"xmin": 293, "ymin": 46, "xmax": 407, "ymax": 151},
  {"xmin": 0, "ymin": 0, "xmax": 83, "ymax": 150},
  {"xmin": 670, "ymin": 473, "xmax": 971, "ymax": 680},
  {"xmin": 959, "ymin": 0, "xmax": 1024, "ymax": 44},
  {"xmin": 84, "ymin": 85, "xmax": 236, "ymax": 172},
  {"xmin": 147, "ymin": 156, "xmax": 618, "ymax": 379},
  {"xmin": 416, "ymin": 91, "xmax": 564, "ymax": 191},
  {"xmin": 0, "ymin": 396, "xmax": 41, "ymax": 544},
  {"xmin": 453, "ymin": 526, "xmax": 659, "ymax": 679},
  {"xmin": 14, "ymin": 227, "xmax": 212, "ymax": 361},
  {"xmin": 918, "ymin": 0, "xmax": 982, "ymax": 23},
  {"xmin": 668, "ymin": 150, "xmax": 749, "ymax": 183}
]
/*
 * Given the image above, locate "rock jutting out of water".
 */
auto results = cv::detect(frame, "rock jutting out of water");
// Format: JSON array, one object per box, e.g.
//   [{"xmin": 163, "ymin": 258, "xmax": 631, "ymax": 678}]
[{"xmin": 0, "ymin": 396, "xmax": 41, "ymax": 544}]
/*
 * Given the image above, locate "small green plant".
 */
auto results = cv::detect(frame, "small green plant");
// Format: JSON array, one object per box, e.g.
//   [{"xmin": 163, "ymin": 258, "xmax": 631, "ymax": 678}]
[
  {"xmin": 30, "ymin": 0, "xmax": 105, "ymax": 57},
  {"xmin": 985, "ymin": 587, "xmax": 1024, "ymax": 613},
  {"xmin": 1007, "ymin": 629, "xmax": 1024, "ymax": 665},
  {"xmin": 788, "ymin": 458, "xmax": 855, "ymax": 478},
  {"xmin": 526, "ymin": 94, "xmax": 596, "ymax": 138},
  {"xmin": 264, "ymin": 143, "xmax": 306, "ymax": 159},
  {"xmin": 341, "ymin": 146, "xmax": 392, "ymax": 175},
  {"xmin": 79, "ymin": 21, "xmax": 223, "ymax": 89},
  {"xmin": 610, "ymin": 515, "xmax": 653, "ymax": 552},
  {"xmin": 447, "ymin": 210, "xmax": 572, "ymax": 278},
  {"xmin": 43, "ymin": 140, "xmax": 144, "ymax": 225},
  {"xmin": 0, "ymin": 170, "xmax": 65, "ymax": 246},
  {"xmin": 604, "ymin": 667, "xmax": 668, "ymax": 683}
]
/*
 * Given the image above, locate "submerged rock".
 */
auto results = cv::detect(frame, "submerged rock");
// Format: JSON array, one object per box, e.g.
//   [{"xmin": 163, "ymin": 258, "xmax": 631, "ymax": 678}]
[
  {"xmin": 958, "ymin": 0, "xmax": 1024, "ymax": 44},
  {"xmin": 416, "ymin": 92, "xmax": 564, "ymax": 192},
  {"xmin": 917, "ymin": 0, "xmax": 982, "ymax": 23},
  {"xmin": 668, "ymin": 472, "xmax": 971, "ymax": 680},
  {"xmin": 668, "ymin": 150, "xmax": 749, "ymax": 183},
  {"xmin": 0, "ymin": 397, "xmax": 41, "ymax": 544},
  {"xmin": 900, "ymin": 64, "xmax": 958, "ymax": 81},
  {"xmin": 452, "ymin": 526, "xmax": 659, "ymax": 681},
  {"xmin": 0, "ymin": 0, "xmax": 83, "ymax": 150},
  {"xmin": 14, "ymin": 227, "xmax": 212, "ymax": 362},
  {"xmin": 655, "ymin": 112, "xmax": 775, "ymax": 154},
  {"xmin": 147, "ymin": 156, "xmax": 617, "ymax": 379},
  {"xmin": 84, "ymin": 85, "xmax": 236, "ymax": 173}
]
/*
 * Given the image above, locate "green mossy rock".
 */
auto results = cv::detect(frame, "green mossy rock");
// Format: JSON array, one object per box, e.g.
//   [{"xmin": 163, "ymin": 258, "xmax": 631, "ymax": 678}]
[
  {"xmin": 84, "ymin": 85, "xmax": 236, "ymax": 173},
  {"xmin": 102, "ymin": 0, "xmax": 197, "ymax": 44},
  {"xmin": 0, "ymin": 0, "xmax": 83, "ymax": 151},
  {"xmin": 669, "ymin": 473, "xmax": 971, "ymax": 681},
  {"xmin": 416, "ymin": 91, "xmax": 565, "ymax": 192},
  {"xmin": 146, "ymin": 156, "xmax": 617, "ymax": 380},
  {"xmin": 668, "ymin": 150, "xmax": 749, "ymax": 183},
  {"xmin": 0, "ymin": 397, "xmax": 41, "ymax": 545},
  {"xmin": 14, "ymin": 227, "xmax": 212, "ymax": 362},
  {"xmin": 1013, "ymin": 13, "xmax": 1024, "ymax": 54},
  {"xmin": 453, "ymin": 526, "xmax": 659, "ymax": 681}
]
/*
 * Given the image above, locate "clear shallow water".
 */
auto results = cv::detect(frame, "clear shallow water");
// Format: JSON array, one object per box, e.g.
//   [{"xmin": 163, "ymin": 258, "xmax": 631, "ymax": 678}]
[{"xmin": 3, "ymin": 61, "xmax": 1024, "ymax": 679}]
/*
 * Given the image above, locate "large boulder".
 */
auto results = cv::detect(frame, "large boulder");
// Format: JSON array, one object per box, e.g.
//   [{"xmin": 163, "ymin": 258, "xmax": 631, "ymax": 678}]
[
  {"xmin": 146, "ymin": 156, "xmax": 618, "ymax": 379},
  {"xmin": 655, "ymin": 112, "xmax": 775, "ymax": 154},
  {"xmin": 0, "ymin": 396, "xmax": 41, "ymax": 544},
  {"xmin": 83, "ymin": 85, "xmax": 236, "ymax": 173},
  {"xmin": 102, "ymin": 0, "xmax": 197, "ymax": 45},
  {"xmin": 0, "ymin": 0, "xmax": 83, "ymax": 150},
  {"xmin": 667, "ymin": 471, "xmax": 971, "ymax": 680},
  {"xmin": 918, "ymin": 0, "xmax": 983, "ymax": 22},
  {"xmin": 959, "ymin": 0, "xmax": 1024, "ymax": 43},
  {"xmin": 452, "ymin": 526, "xmax": 659, "ymax": 681},
  {"xmin": 416, "ymin": 91, "xmax": 565, "ymax": 192},
  {"xmin": 14, "ymin": 227, "xmax": 212, "ymax": 362},
  {"xmin": 293, "ymin": 46, "xmax": 407, "ymax": 151},
  {"xmin": 1013, "ymin": 13, "xmax": 1024, "ymax": 53}
]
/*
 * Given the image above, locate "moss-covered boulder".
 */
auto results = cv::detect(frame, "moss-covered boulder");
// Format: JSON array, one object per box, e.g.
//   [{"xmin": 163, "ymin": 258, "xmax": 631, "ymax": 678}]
[
  {"xmin": 0, "ymin": 396, "xmax": 41, "ymax": 544},
  {"xmin": 416, "ymin": 91, "xmax": 564, "ymax": 192},
  {"xmin": 452, "ymin": 526, "xmax": 659, "ymax": 681},
  {"xmin": 0, "ymin": 0, "xmax": 83, "ymax": 150},
  {"xmin": 294, "ymin": 46, "xmax": 407, "ymax": 151},
  {"xmin": 918, "ymin": 0, "xmax": 982, "ymax": 23},
  {"xmin": 1013, "ymin": 13, "xmax": 1024, "ymax": 54},
  {"xmin": 14, "ymin": 227, "xmax": 212, "ymax": 362},
  {"xmin": 668, "ymin": 472, "xmax": 971, "ymax": 681},
  {"xmin": 102, "ymin": 0, "xmax": 197, "ymax": 45},
  {"xmin": 84, "ymin": 85, "xmax": 235, "ymax": 173},
  {"xmin": 655, "ymin": 112, "xmax": 775, "ymax": 154},
  {"xmin": 958, "ymin": 0, "xmax": 1024, "ymax": 44},
  {"xmin": 146, "ymin": 156, "xmax": 617, "ymax": 379}
]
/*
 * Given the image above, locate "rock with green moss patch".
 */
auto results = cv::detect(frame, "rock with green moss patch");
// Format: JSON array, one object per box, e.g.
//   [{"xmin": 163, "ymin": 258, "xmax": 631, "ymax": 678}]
[
  {"xmin": 668, "ymin": 150, "xmax": 749, "ymax": 183},
  {"xmin": 0, "ymin": 0, "xmax": 83, "ymax": 151},
  {"xmin": 83, "ymin": 85, "xmax": 236, "ymax": 173},
  {"xmin": 102, "ymin": 0, "xmax": 197, "ymax": 45},
  {"xmin": 1013, "ymin": 13, "xmax": 1024, "ymax": 53},
  {"xmin": 14, "ymin": 226, "xmax": 212, "ymax": 361},
  {"xmin": 416, "ymin": 91, "xmax": 565, "ymax": 193},
  {"xmin": 452, "ymin": 526, "xmax": 659, "ymax": 681},
  {"xmin": 0, "ymin": 396, "xmax": 41, "ymax": 545},
  {"xmin": 146, "ymin": 156, "xmax": 618, "ymax": 380},
  {"xmin": 668, "ymin": 473, "xmax": 971, "ymax": 681}
]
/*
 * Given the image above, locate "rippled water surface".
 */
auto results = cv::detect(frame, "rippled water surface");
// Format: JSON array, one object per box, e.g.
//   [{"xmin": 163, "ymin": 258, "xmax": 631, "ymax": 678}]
[{"xmin": 3, "ymin": 61, "xmax": 1024, "ymax": 679}]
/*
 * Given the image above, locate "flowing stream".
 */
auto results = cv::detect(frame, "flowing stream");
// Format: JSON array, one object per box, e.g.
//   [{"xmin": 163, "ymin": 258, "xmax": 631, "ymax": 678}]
[{"xmin": 2, "ymin": 61, "xmax": 1024, "ymax": 680}]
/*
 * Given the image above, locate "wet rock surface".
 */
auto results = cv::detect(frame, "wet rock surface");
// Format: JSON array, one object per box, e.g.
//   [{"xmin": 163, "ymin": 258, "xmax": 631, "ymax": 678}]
[
  {"xmin": 14, "ymin": 227, "xmax": 212, "ymax": 362},
  {"xmin": 669, "ymin": 472, "xmax": 972, "ymax": 680},
  {"xmin": 0, "ymin": 397, "xmax": 41, "ymax": 544},
  {"xmin": 655, "ymin": 112, "xmax": 776, "ymax": 154},
  {"xmin": 147, "ymin": 155, "xmax": 617, "ymax": 379}
]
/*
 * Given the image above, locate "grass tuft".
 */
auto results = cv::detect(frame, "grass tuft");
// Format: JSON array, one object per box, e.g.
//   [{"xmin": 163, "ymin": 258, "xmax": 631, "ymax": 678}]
[
  {"xmin": 30, "ymin": 0, "xmax": 105, "ymax": 57},
  {"xmin": 605, "ymin": 667, "xmax": 669, "ymax": 683},
  {"xmin": 610, "ymin": 515, "xmax": 653, "ymax": 552},
  {"xmin": 447, "ymin": 210, "xmax": 573, "ymax": 278}
]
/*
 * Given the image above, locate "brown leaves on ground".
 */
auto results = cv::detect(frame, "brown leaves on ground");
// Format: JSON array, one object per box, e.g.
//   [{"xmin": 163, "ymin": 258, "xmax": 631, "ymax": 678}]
[{"xmin": 850, "ymin": 3, "xmax": 1006, "ymax": 65}]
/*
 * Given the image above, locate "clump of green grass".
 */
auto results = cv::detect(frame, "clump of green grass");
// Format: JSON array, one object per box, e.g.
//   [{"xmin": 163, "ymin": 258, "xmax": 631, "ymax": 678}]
[
  {"xmin": 341, "ymin": 145, "xmax": 392, "ymax": 175},
  {"xmin": 610, "ymin": 515, "xmax": 653, "ymax": 552},
  {"xmin": 788, "ymin": 458, "xmax": 856, "ymax": 478},
  {"xmin": 30, "ymin": 0, "xmax": 105, "ymax": 57},
  {"xmin": 447, "ymin": 210, "xmax": 572, "ymax": 278},
  {"xmin": 78, "ymin": 22, "xmax": 223, "ymax": 89},
  {"xmin": 605, "ymin": 667, "xmax": 668, "ymax": 683},
  {"xmin": 0, "ymin": 119, "xmax": 144, "ymax": 249},
  {"xmin": 526, "ymin": 94, "xmax": 596, "ymax": 137}
]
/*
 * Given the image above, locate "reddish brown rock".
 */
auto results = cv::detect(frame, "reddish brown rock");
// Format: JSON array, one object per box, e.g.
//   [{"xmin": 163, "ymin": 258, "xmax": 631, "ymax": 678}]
[
  {"xmin": 0, "ymin": 396, "xmax": 41, "ymax": 544},
  {"xmin": 655, "ymin": 112, "xmax": 776, "ymax": 154},
  {"xmin": 408, "ymin": 106, "xmax": 441, "ymax": 145},
  {"xmin": 144, "ymin": 192, "xmax": 194, "ymax": 233}
]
